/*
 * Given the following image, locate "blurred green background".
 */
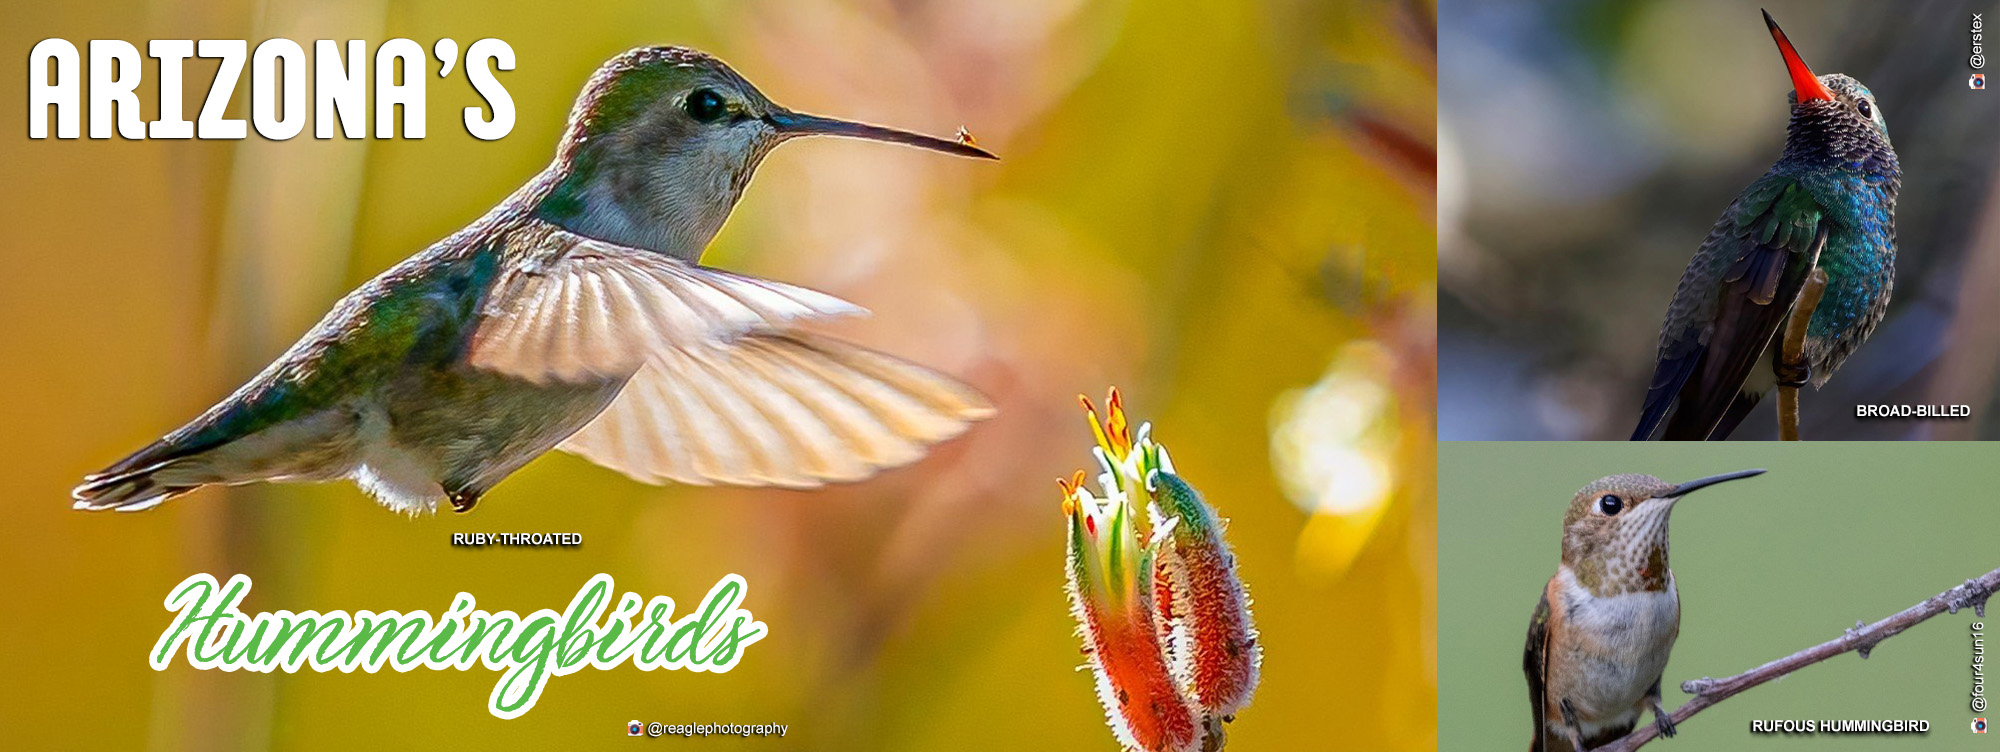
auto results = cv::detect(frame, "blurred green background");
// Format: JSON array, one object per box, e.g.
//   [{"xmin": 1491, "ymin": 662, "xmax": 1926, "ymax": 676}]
[
  {"xmin": 1438, "ymin": 0, "xmax": 2000, "ymax": 440},
  {"xmin": 1440, "ymin": 442, "xmax": 1996, "ymax": 749},
  {"xmin": 0, "ymin": 0, "xmax": 1436, "ymax": 748}
]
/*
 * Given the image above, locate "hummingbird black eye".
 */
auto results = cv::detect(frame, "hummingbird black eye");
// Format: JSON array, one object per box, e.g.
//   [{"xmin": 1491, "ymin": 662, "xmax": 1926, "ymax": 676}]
[
  {"xmin": 684, "ymin": 88, "xmax": 728, "ymax": 123},
  {"xmin": 1597, "ymin": 495, "xmax": 1624, "ymax": 516},
  {"xmin": 1856, "ymin": 100, "xmax": 1872, "ymax": 118}
]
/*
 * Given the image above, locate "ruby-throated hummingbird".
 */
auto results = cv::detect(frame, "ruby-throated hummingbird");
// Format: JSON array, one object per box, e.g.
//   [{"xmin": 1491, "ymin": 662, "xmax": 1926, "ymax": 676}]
[
  {"xmin": 1632, "ymin": 11, "xmax": 1898, "ymax": 440},
  {"xmin": 73, "ymin": 46, "xmax": 997, "ymax": 515},
  {"xmin": 1524, "ymin": 468, "xmax": 1764, "ymax": 751}
]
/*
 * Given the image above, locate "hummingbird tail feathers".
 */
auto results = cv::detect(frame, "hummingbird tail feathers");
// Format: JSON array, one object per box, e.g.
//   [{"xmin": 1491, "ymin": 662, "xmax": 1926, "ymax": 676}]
[
  {"xmin": 71, "ymin": 462, "xmax": 198, "ymax": 511},
  {"xmin": 1707, "ymin": 390, "xmax": 1763, "ymax": 441},
  {"xmin": 1631, "ymin": 348, "xmax": 1700, "ymax": 440},
  {"xmin": 73, "ymin": 430, "xmax": 263, "ymax": 511},
  {"xmin": 73, "ymin": 434, "xmax": 208, "ymax": 511}
]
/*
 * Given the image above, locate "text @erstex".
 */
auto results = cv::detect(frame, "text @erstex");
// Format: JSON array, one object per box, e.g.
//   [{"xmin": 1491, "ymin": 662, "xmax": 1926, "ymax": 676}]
[{"xmin": 149, "ymin": 573, "xmax": 765, "ymax": 718}]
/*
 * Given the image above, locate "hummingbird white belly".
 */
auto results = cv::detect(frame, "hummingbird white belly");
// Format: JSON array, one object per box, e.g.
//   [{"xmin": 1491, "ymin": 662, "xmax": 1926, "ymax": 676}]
[
  {"xmin": 1552, "ymin": 568, "xmax": 1680, "ymax": 737},
  {"xmin": 357, "ymin": 366, "xmax": 626, "ymax": 513},
  {"xmin": 350, "ymin": 403, "xmax": 446, "ymax": 513}
]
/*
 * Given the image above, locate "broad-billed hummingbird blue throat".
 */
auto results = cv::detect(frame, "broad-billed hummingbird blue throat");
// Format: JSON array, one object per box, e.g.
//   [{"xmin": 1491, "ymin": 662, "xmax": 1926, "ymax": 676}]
[
  {"xmin": 1632, "ymin": 11, "xmax": 1898, "ymax": 440},
  {"xmin": 1524, "ymin": 468, "xmax": 1766, "ymax": 751},
  {"xmin": 74, "ymin": 47, "xmax": 998, "ymax": 515}
]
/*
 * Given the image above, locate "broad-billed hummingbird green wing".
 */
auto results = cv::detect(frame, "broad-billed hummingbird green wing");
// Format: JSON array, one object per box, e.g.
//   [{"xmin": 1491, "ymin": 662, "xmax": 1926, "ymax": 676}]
[
  {"xmin": 1633, "ymin": 177, "xmax": 1827, "ymax": 440},
  {"xmin": 558, "ymin": 331, "xmax": 991, "ymax": 487},
  {"xmin": 467, "ymin": 228, "xmax": 866, "ymax": 384}
]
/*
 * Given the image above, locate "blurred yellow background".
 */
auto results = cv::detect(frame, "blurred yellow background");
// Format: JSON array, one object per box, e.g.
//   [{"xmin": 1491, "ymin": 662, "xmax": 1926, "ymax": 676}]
[{"xmin": 0, "ymin": 0, "xmax": 1435, "ymax": 748}]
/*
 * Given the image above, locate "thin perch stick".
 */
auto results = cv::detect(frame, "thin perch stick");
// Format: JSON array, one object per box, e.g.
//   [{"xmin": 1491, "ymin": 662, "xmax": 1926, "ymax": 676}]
[
  {"xmin": 1594, "ymin": 565, "xmax": 2000, "ymax": 751},
  {"xmin": 1777, "ymin": 268, "xmax": 1828, "ymax": 441}
]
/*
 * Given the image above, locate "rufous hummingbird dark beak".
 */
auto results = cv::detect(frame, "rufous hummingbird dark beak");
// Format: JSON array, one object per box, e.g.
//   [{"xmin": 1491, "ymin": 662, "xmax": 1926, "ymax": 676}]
[
  {"xmin": 1666, "ymin": 468, "xmax": 1766, "ymax": 498},
  {"xmin": 764, "ymin": 110, "xmax": 998, "ymax": 160},
  {"xmin": 1762, "ymin": 10, "xmax": 1835, "ymax": 102}
]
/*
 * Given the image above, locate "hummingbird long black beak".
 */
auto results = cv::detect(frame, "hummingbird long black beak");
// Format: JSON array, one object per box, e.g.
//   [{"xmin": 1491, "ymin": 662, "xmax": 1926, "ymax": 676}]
[
  {"xmin": 1762, "ymin": 10, "xmax": 1835, "ymax": 102},
  {"xmin": 764, "ymin": 110, "xmax": 998, "ymax": 160},
  {"xmin": 1665, "ymin": 468, "xmax": 1766, "ymax": 498}
]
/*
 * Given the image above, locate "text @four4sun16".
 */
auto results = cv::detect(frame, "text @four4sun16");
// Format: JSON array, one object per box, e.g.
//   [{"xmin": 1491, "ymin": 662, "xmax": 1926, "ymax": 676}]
[{"xmin": 148, "ymin": 573, "xmax": 766, "ymax": 718}]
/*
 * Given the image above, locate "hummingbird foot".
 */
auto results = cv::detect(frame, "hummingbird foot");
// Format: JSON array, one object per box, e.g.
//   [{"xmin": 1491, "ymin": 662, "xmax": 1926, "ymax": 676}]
[
  {"xmin": 1647, "ymin": 678, "xmax": 1677, "ymax": 738},
  {"xmin": 447, "ymin": 489, "xmax": 482, "ymax": 514},
  {"xmin": 1774, "ymin": 357, "xmax": 1811, "ymax": 389},
  {"xmin": 1651, "ymin": 701, "xmax": 1677, "ymax": 738}
]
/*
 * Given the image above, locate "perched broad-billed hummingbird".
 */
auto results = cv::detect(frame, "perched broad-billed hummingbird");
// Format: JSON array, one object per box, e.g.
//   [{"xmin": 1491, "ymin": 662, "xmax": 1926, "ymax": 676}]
[
  {"xmin": 1524, "ymin": 469, "xmax": 1765, "ymax": 751},
  {"xmin": 1632, "ymin": 11, "xmax": 1898, "ymax": 440},
  {"xmin": 74, "ymin": 46, "xmax": 997, "ymax": 515}
]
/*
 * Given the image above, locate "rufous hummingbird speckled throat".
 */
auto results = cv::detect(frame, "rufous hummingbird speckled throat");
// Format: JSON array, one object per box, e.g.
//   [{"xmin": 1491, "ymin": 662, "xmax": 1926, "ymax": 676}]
[
  {"xmin": 74, "ymin": 46, "xmax": 997, "ymax": 515},
  {"xmin": 1524, "ymin": 468, "xmax": 1766, "ymax": 751}
]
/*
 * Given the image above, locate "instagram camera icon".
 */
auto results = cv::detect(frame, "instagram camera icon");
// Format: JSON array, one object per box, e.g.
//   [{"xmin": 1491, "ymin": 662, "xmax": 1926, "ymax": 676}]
[
  {"xmin": 1973, "ymin": 73, "xmax": 1986, "ymax": 91},
  {"xmin": 1975, "ymin": 717, "xmax": 1988, "ymax": 733},
  {"xmin": 628, "ymin": 720, "xmax": 645, "ymax": 737}
]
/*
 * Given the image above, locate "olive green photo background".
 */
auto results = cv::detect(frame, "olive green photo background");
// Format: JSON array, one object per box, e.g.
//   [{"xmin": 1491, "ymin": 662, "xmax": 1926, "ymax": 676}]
[{"xmin": 1440, "ymin": 441, "xmax": 1992, "ymax": 750}]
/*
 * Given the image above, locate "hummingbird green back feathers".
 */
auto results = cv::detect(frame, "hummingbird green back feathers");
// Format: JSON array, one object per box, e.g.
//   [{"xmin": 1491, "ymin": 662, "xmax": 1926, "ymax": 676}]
[{"xmin": 74, "ymin": 46, "xmax": 997, "ymax": 514}]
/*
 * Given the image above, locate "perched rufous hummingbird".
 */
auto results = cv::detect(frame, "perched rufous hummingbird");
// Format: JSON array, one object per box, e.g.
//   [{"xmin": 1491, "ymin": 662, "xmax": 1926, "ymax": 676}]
[
  {"xmin": 1524, "ymin": 468, "xmax": 1765, "ymax": 751},
  {"xmin": 73, "ymin": 46, "xmax": 996, "ymax": 515},
  {"xmin": 1632, "ymin": 10, "xmax": 1898, "ymax": 440}
]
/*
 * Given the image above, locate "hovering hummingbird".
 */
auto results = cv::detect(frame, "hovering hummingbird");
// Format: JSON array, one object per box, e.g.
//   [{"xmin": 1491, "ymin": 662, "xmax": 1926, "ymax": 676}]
[
  {"xmin": 73, "ymin": 46, "xmax": 998, "ymax": 515},
  {"xmin": 1632, "ymin": 11, "xmax": 1898, "ymax": 440},
  {"xmin": 1523, "ymin": 468, "xmax": 1764, "ymax": 751}
]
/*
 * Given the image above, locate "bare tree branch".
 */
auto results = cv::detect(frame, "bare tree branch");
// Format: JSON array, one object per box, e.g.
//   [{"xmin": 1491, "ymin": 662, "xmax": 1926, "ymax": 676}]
[
  {"xmin": 1778, "ymin": 267, "xmax": 1827, "ymax": 442},
  {"xmin": 1596, "ymin": 565, "xmax": 2000, "ymax": 752}
]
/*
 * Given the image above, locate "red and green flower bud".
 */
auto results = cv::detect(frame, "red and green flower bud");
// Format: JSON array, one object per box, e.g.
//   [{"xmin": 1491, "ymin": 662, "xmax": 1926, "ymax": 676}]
[
  {"xmin": 1149, "ymin": 468, "xmax": 1261, "ymax": 720},
  {"xmin": 1063, "ymin": 388, "xmax": 1261, "ymax": 750},
  {"xmin": 1064, "ymin": 480, "xmax": 1201, "ymax": 752}
]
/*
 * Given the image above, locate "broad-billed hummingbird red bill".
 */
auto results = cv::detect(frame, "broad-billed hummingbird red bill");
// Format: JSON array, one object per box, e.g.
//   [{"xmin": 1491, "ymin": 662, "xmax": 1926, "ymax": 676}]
[
  {"xmin": 1632, "ymin": 11, "xmax": 1898, "ymax": 440},
  {"xmin": 1525, "ymin": 469, "xmax": 1767, "ymax": 751},
  {"xmin": 73, "ymin": 47, "xmax": 998, "ymax": 515}
]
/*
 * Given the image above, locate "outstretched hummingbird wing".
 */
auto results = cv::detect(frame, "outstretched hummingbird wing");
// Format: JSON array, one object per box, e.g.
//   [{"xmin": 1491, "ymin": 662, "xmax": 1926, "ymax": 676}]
[
  {"xmin": 558, "ymin": 332, "xmax": 991, "ymax": 487},
  {"xmin": 468, "ymin": 226, "xmax": 991, "ymax": 487},
  {"xmin": 467, "ymin": 227, "xmax": 866, "ymax": 384},
  {"xmin": 1633, "ymin": 177, "xmax": 1826, "ymax": 440}
]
